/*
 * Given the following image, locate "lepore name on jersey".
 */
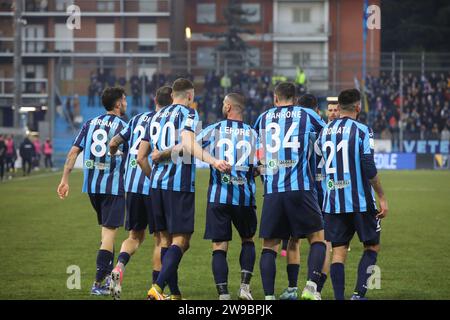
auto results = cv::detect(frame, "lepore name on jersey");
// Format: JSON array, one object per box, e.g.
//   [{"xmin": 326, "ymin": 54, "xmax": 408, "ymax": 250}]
[
  {"xmin": 316, "ymin": 117, "xmax": 377, "ymax": 214},
  {"xmin": 73, "ymin": 114, "xmax": 128, "ymax": 195},
  {"xmin": 254, "ymin": 105, "xmax": 326, "ymax": 195},
  {"xmin": 197, "ymin": 119, "xmax": 257, "ymax": 206},
  {"xmin": 142, "ymin": 104, "xmax": 199, "ymax": 192},
  {"xmin": 119, "ymin": 111, "xmax": 155, "ymax": 195}
]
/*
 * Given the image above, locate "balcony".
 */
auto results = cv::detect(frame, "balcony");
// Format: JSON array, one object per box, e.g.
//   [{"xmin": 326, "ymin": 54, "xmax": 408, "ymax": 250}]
[
  {"xmin": 0, "ymin": 78, "xmax": 48, "ymax": 100},
  {"xmin": 0, "ymin": 0, "xmax": 171, "ymax": 17},
  {"xmin": 0, "ymin": 37, "xmax": 171, "ymax": 58},
  {"xmin": 273, "ymin": 23, "xmax": 330, "ymax": 42}
]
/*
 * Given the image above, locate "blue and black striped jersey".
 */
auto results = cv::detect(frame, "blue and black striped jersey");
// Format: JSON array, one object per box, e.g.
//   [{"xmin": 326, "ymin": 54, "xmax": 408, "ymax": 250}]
[
  {"xmin": 253, "ymin": 105, "xmax": 326, "ymax": 195},
  {"xmin": 142, "ymin": 104, "xmax": 199, "ymax": 193},
  {"xmin": 197, "ymin": 119, "xmax": 257, "ymax": 206},
  {"xmin": 316, "ymin": 117, "xmax": 378, "ymax": 214},
  {"xmin": 119, "ymin": 111, "xmax": 155, "ymax": 195},
  {"xmin": 73, "ymin": 114, "xmax": 128, "ymax": 195}
]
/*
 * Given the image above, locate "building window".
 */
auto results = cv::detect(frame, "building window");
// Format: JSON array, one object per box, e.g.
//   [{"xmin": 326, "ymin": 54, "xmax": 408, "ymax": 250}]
[
  {"xmin": 197, "ymin": 3, "xmax": 216, "ymax": 24},
  {"xmin": 138, "ymin": 23, "xmax": 157, "ymax": 49},
  {"xmin": 96, "ymin": 24, "xmax": 115, "ymax": 53},
  {"xmin": 60, "ymin": 61, "xmax": 74, "ymax": 81},
  {"xmin": 241, "ymin": 4, "xmax": 261, "ymax": 23},
  {"xmin": 139, "ymin": 0, "xmax": 157, "ymax": 11},
  {"xmin": 247, "ymin": 48, "xmax": 261, "ymax": 66},
  {"xmin": 292, "ymin": 52, "xmax": 311, "ymax": 67},
  {"xmin": 97, "ymin": 0, "xmax": 115, "ymax": 12},
  {"xmin": 55, "ymin": 23, "xmax": 73, "ymax": 52},
  {"xmin": 55, "ymin": 0, "xmax": 72, "ymax": 11},
  {"xmin": 22, "ymin": 25, "xmax": 45, "ymax": 53},
  {"xmin": 292, "ymin": 8, "xmax": 311, "ymax": 23},
  {"xmin": 197, "ymin": 47, "xmax": 215, "ymax": 67}
]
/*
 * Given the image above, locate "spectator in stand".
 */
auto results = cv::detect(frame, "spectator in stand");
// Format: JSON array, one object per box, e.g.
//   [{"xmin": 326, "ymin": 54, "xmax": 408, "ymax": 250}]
[
  {"xmin": 0, "ymin": 134, "xmax": 5, "ymax": 182},
  {"xmin": 19, "ymin": 135, "xmax": 35, "ymax": 176},
  {"xmin": 118, "ymin": 76, "xmax": 127, "ymax": 87},
  {"xmin": 33, "ymin": 136, "xmax": 42, "ymax": 170},
  {"xmin": 43, "ymin": 138, "xmax": 53, "ymax": 170},
  {"xmin": 441, "ymin": 125, "xmax": 450, "ymax": 141},
  {"xmin": 366, "ymin": 71, "xmax": 450, "ymax": 140},
  {"xmin": 5, "ymin": 135, "xmax": 16, "ymax": 173}
]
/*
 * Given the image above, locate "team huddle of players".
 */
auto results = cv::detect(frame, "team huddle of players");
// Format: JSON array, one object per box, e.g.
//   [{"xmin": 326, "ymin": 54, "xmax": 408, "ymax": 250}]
[{"xmin": 57, "ymin": 78, "xmax": 388, "ymax": 301}]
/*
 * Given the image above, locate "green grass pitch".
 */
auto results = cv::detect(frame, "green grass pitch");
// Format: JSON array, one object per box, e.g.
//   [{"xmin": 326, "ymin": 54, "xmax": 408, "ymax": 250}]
[{"xmin": 0, "ymin": 169, "xmax": 449, "ymax": 300}]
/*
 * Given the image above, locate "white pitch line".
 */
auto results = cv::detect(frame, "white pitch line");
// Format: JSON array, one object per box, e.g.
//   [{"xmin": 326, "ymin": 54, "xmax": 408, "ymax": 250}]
[{"xmin": 0, "ymin": 171, "xmax": 63, "ymax": 184}]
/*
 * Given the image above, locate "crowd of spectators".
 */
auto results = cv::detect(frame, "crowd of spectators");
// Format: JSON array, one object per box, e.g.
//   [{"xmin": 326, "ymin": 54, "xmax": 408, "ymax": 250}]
[
  {"xmin": 366, "ymin": 72, "xmax": 450, "ymax": 148},
  {"xmin": 85, "ymin": 69, "xmax": 449, "ymax": 144}
]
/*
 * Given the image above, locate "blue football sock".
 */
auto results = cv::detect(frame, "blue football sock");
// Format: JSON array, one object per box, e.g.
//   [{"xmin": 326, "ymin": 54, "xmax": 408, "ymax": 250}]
[
  {"xmin": 287, "ymin": 264, "xmax": 300, "ymax": 288},
  {"xmin": 212, "ymin": 250, "xmax": 228, "ymax": 284},
  {"xmin": 317, "ymin": 273, "xmax": 328, "ymax": 293},
  {"xmin": 307, "ymin": 242, "xmax": 326, "ymax": 285},
  {"xmin": 95, "ymin": 249, "xmax": 113, "ymax": 283},
  {"xmin": 330, "ymin": 263, "xmax": 345, "ymax": 300},
  {"xmin": 354, "ymin": 250, "xmax": 378, "ymax": 297},
  {"xmin": 260, "ymin": 248, "xmax": 277, "ymax": 296},
  {"xmin": 212, "ymin": 250, "xmax": 229, "ymax": 294},
  {"xmin": 167, "ymin": 270, "xmax": 181, "ymax": 296},
  {"xmin": 161, "ymin": 246, "xmax": 181, "ymax": 295},
  {"xmin": 239, "ymin": 241, "xmax": 255, "ymax": 284},
  {"xmin": 117, "ymin": 252, "xmax": 130, "ymax": 266},
  {"xmin": 155, "ymin": 245, "xmax": 183, "ymax": 292},
  {"xmin": 152, "ymin": 270, "xmax": 160, "ymax": 284}
]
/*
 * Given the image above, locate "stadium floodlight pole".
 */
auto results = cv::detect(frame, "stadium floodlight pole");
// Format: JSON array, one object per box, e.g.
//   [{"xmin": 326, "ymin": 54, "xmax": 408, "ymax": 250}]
[
  {"xmin": 185, "ymin": 27, "xmax": 192, "ymax": 74},
  {"xmin": 13, "ymin": 0, "xmax": 23, "ymax": 129},
  {"xmin": 399, "ymin": 59, "xmax": 404, "ymax": 152}
]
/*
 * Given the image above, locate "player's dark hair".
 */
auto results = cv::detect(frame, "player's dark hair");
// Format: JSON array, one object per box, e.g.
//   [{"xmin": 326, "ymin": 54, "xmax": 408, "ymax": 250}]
[
  {"xmin": 172, "ymin": 78, "xmax": 194, "ymax": 97},
  {"xmin": 226, "ymin": 93, "xmax": 246, "ymax": 113},
  {"xmin": 338, "ymin": 89, "xmax": 361, "ymax": 111},
  {"xmin": 101, "ymin": 87, "xmax": 126, "ymax": 111},
  {"xmin": 274, "ymin": 82, "xmax": 296, "ymax": 102},
  {"xmin": 155, "ymin": 86, "xmax": 173, "ymax": 107},
  {"xmin": 298, "ymin": 93, "xmax": 318, "ymax": 110}
]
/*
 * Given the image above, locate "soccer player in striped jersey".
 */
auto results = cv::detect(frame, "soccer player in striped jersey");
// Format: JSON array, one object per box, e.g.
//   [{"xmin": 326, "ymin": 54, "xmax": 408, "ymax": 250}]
[
  {"xmin": 137, "ymin": 78, "xmax": 230, "ymax": 300},
  {"xmin": 316, "ymin": 89, "xmax": 388, "ymax": 300},
  {"xmin": 197, "ymin": 93, "xmax": 258, "ymax": 300},
  {"xmin": 57, "ymin": 87, "xmax": 128, "ymax": 296},
  {"xmin": 107, "ymin": 86, "xmax": 172, "ymax": 300},
  {"xmin": 254, "ymin": 82, "xmax": 327, "ymax": 300},
  {"xmin": 279, "ymin": 93, "xmax": 332, "ymax": 300},
  {"xmin": 326, "ymin": 100, "xmax": 340, "ymax": 123}
]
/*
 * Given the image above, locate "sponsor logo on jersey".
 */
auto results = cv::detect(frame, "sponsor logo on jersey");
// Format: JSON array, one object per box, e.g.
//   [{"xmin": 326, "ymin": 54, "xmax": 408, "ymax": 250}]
[
  {"xmin": 327, "ymin": 179, "xmax": 350, "ymax": 190},
  {"xmin": 221, "ymin": 174, "xmax": 247, "ymax": 185}
]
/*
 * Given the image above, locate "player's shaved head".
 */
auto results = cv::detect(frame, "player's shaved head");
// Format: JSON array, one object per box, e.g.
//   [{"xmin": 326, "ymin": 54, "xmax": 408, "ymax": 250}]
[
  {"xmin": 225, "ymin": 93, "xmax": 245, "ymax": 114},
  {"xmin": 172, "ymin": 78, "xmax": 194, "ymax": 98},
  {"xmin": 155, "ymin": 86, "xmax": 173, "ymax": 107},
  {"xmin": 338, "ymin": 89, "xmax": 361, "ymax": 111},
  {"xmin": 274, "ymin": 82, "xmax": 296, "ymax": 103}
]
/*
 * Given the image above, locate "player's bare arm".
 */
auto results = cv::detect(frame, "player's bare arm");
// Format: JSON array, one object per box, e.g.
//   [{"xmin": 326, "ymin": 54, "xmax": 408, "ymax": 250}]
[
  {"xmin": 369, "ymin": 175, "xmax": 388, "ymax": 219},
  {"xmin": 109, "ymin": 134, "xmax": 125, "ymax": 155},
  {"xmin": 181, "ymin": 130, "xmax": 231, "ymax": 173},
  {"xmin": 151, "ymin": 143, "xmax": 183, "ymax": 164},
  {"xmin": 136, "ymin": 139, "xmax": 152, "ymax": 178},
  {"xmin": 57, "ymin": 146, "xmax": 81, "ymax": 199}
]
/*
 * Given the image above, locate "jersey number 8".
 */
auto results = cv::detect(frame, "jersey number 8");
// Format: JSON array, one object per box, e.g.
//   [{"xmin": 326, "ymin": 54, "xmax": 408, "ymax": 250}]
[{"xmin": 91, "ymin": 129, "xmax": 108, "ymax": 158}]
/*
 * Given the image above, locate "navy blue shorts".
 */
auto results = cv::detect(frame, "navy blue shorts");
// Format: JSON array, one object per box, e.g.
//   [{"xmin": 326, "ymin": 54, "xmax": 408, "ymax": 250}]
[
  {"xmin": 204, "ymin": 203, "xmax": 257, "ymax": 242},
  {"xmin": 323, "ymin": 212, "xmax": 381, "ymax": 246},
  {"xmin": 88, "ymin": 194, "xmax": 125, "ymax": 228},
  {"xmin": 150, "ymin": 189, "xmax": 195, "ymax": 234},
  {"xmin": 125, "ymin": 192, "xmax": 155, "ymax": 234},
  {"xmin": 260, "ymin": 190, "xmax": 323, "ymax": 240}
]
